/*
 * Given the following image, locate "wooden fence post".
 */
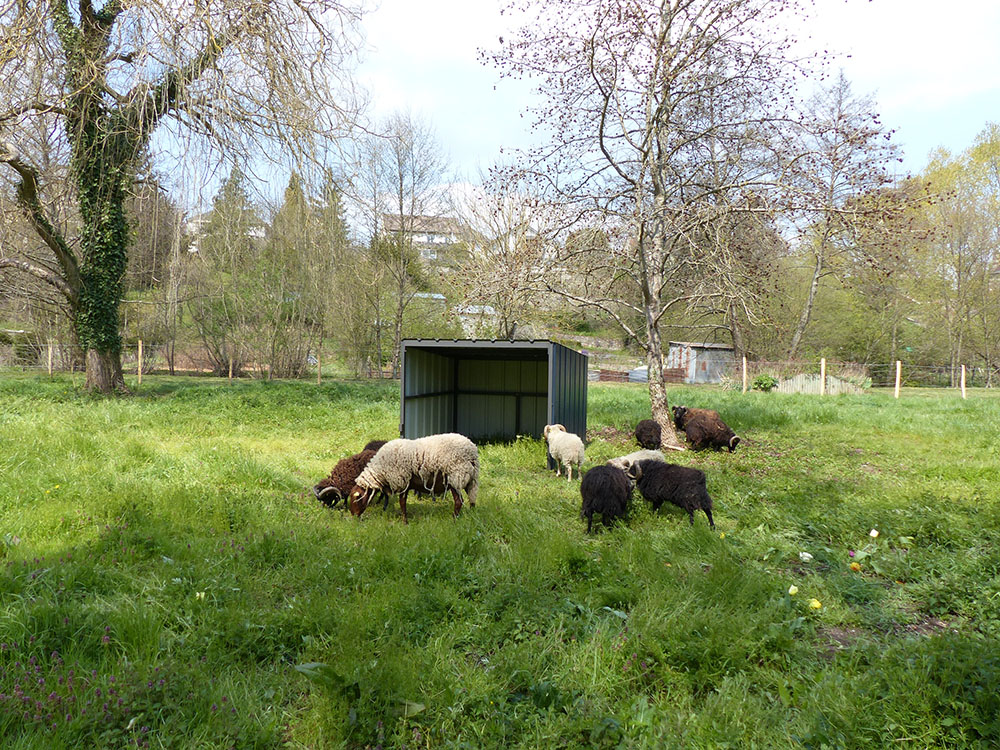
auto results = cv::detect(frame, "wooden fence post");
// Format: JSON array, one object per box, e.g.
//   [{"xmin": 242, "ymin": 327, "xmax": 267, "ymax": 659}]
[
  {"xmin": 742, "ymin": 356, "xmax": 748, "ymax": 393},
  {"xmin": 47, "ymin": 341, "xmax": 53, "ymax": 376},
  {"xmin": 820, "ymin": 357, "xmax": 826, "ymax": 396},
  {"xmin": 137, "ymin": 339, "xmax": 143, "ymax": 386},
  {"xmin": 961, "ymin": 364, "xmax": 967, "ymax": 399},
  {"xmin": 228, "ymin": 358, "xmax": 233, "ymax": 383},
  {"xmin": 894, "ymin": 360, "xmax": 901, "ymax": 399},
  {"xmin": 317, "ymin": 349, "xmax": 322, "ymax": 386}
]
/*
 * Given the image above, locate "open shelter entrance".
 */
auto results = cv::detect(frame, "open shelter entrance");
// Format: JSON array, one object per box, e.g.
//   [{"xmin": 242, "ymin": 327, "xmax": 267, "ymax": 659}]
[{"xmin": 399, "ymin": 339, "xmax": 588, "ymax": 444}]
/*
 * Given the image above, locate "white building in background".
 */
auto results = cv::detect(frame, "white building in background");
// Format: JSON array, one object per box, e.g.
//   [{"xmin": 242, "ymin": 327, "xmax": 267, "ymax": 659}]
[
  {"xmin": 665, "ymin": 341, "xmax": 736, "ymax": 384},
  {"xmin": 381, "ymin": 214, "xmax": 464, "ymax": 264}
]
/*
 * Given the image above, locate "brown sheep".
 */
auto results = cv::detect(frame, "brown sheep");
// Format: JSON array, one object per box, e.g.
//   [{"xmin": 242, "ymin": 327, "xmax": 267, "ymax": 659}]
[
  {"xmin": 672, "ymin": 405, "xmax": 740, "ymax": 452},
  {"xmin": 313, "ymin": 449, "xmax": 378, "ymax": 508},
  {"xmin": 634, "ymin": 419, "xmax": 662, "ymax": 450}
]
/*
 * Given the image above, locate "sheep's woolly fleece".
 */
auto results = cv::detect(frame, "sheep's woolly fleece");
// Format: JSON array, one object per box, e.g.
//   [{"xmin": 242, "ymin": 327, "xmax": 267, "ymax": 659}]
[
  {"xmin": 580, "ymin": 464, "xmax": 631, "ymax": 533},
  {"xmin": 355, "ymin": 433, "xmax": 479, "ymax": 504},
  {"xmin": 543, "ymin": 424, "xmax": 585, "ymax": 479},
  {"xmin": 605, "ymin": 449, "xmax": 666, "ymax": 472},
  {"xmin": 634, "ymin": 419, "xmax": 662, "ymax": 450}
]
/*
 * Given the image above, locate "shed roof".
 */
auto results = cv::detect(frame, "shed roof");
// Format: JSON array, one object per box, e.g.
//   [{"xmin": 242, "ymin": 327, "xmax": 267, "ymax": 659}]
[
  {"xmin": 402, "ymin": 338, "xmax": 570, "ymax": 361},
  {"xmin": 668, "ymin": 341, "xmax": 735, "ymax": 351}
]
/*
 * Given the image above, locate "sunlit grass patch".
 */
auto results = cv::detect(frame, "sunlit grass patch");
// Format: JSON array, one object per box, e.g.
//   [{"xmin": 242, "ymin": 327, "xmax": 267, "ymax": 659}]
[{"xmin": 1, "ymin": 374, "xmax": 1000, "ymax": 746}]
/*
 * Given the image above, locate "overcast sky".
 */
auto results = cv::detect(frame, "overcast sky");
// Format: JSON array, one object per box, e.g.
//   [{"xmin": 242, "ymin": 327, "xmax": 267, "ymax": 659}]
[{"xmin": 357, "ymin": 0, "xmax": 1000, "ymax": 181}]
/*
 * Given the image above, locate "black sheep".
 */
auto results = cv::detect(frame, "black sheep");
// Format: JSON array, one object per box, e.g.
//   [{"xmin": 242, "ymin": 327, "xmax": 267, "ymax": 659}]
[
  {"xmin": 634, "ymin": 419, "xmax": 662, "ymax": 450},
  {"xmin": 579, "ymin": 465, "xmax": 631, "ymax": 533},
  {"xmin": 363, "ymin": 439, "xmax": 388, "ymax": 452},
  {"xmin": 313, "ymin": 449, "xmax": 378, "ymax": 508},
  {"xmin": 672, "ymin": 405, "xmax": 740, "ymax": 452},
  {"xmin": 627, "ymin": 459, "xmax": 715, "ymax": 528}
]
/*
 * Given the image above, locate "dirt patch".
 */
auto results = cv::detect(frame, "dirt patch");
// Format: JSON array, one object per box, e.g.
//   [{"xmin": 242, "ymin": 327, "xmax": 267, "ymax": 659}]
[
  {"xmin": 898, "ymin": 616, "xmax": 952, "ymax": 638},
  {"xmin": 818, "ymin": 617, "xmax": 955, "ymax": 660},
  {"xmin": 819, "ymin": 626, "xmax": 868, "ymax": 659},
  {"xmin": 587, "ymin": 426, "xmax": 632, "ymax": 443}
]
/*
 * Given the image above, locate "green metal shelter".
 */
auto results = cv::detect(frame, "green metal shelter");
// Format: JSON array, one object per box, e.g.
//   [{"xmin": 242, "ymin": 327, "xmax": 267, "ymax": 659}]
[{"xmin": 399, "ymin": 339, "xmax": 588, "ymax": 443}]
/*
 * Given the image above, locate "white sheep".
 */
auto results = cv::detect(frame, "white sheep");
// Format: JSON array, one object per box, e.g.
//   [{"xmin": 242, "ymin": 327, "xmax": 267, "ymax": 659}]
[
  {"xmin": 605, "ymin": 449, "xmax": 667, "ymax": 472},
  {"xmin": 347, "ymin": 433, "xmax": 479, "ymax": 523},
  {"xmin": 543, "ymin": 423, "xmax": 585, "ymax": 481}
]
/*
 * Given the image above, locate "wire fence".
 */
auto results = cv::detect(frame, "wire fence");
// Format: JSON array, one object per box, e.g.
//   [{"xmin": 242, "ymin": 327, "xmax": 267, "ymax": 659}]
[
  {"xmin": 2, "ymin": 341, "xmax": 996, "ymax": 393},
  {"xmin": 589, "ymin": 356, "xmax": 995, "ymax": 395},
  {"xmin": 0, "ymin": 341, "xmax": 399, "ymax": 382}
]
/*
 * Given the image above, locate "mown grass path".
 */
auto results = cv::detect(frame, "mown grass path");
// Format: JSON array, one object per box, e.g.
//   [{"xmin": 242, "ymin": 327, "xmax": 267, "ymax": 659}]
[{"xmin": 1, "ymin": 374, "xmax": 999, "ymax": 748}]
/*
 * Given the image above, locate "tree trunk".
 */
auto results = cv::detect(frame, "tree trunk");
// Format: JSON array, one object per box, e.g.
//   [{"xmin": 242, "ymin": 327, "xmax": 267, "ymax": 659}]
[
  {"xmin": 85, "ymin": 348, "xmax": 128, "ymax": 393},
  {"xmin": 788, "ymin": 251, "xmax": 823, "ymax": 360},
  {"xmin": 728, "ymin": 301, "xmax": 746, "ymax": 360},
  {"xmin": 645, "ymin": 316, "xmax": 684, "ymax": 451},
  {"xmin": 391, "ymin": 294, "xmax": 404, "ymax": 377}
]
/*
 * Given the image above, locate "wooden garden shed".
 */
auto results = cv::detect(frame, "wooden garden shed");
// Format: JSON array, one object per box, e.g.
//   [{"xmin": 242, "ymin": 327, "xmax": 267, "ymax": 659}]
[{"xmin": 399, "ymin": 339, "xmax": 588, "ymax": 443}]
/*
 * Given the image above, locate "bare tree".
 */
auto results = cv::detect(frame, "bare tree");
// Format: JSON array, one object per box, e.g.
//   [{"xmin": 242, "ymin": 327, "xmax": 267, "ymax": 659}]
[
  {"xmin": 783, "ymin": 72, "xmax": 903, "ymax": 359},
  {"xmin": 491, "ymin": 0, "xmax": 812, "ymax": 447},
  {"xmin": 449, "ymin": 175, "xmax": 550, "ymax": 340},
  {"xmin": 352, "ymin": 111, "xmax": 448, "ymax": 375},
  {"xmin": 0, "ymin": 0, "xmax": 365, "ymax": 392}
]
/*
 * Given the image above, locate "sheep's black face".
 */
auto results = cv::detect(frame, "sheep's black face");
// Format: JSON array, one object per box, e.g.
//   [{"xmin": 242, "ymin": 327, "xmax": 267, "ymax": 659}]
[
  {"xmin": 671, "ymin": 405, "xmax": 687, "ymax": 428},
  {"xmin": 313, "ymin": 484, "xmax": 343, "ymax": 507}
]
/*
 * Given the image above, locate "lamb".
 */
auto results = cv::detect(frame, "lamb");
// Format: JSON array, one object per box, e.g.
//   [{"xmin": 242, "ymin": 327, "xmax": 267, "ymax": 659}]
[
  {"xmin": 627, "ymin": 459, "xmax": 715, "ymax": 528},
  {"xmin": 347, "ymin": 433, "xmax": 479, "ymax": 523},
  {"xmin": 672, "ymin": 405, "xmax": 740, "ymax": 452},
  {"xmin": 313, "ymin": 449, "xmax": 378, "ymax": 508},
  {"xmin": 634, "ymin": 419, "xmax": 662, "ymax": 450},
  {"xmin": 579, "ymin": 465, "xmax": 632, "ymax": 533},
  {"xmin": 605, "ymin": 449, "xmax": 667, "ymax": 472},
  {"xmin": 543, "ymin": 424, "xmax": 585, "ymax": 481}
]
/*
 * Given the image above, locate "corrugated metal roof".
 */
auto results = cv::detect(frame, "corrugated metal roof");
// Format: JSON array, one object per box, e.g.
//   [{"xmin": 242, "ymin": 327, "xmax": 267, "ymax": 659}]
[
  {"xmin": 668, "ymin": 341, "xmax": 735, "ymax": 350},
  {"xmin": 403, "ymin": 338, "xmax": 567, "ymax": 361}
]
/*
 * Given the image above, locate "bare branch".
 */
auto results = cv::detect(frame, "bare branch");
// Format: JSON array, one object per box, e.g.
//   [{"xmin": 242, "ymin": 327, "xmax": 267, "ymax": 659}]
[
  {"xmin": 0, "ymin": 257, "xmax": 75, "ymax": 301},
  {"xmin": 0, "ymin": 140, "xmax": 81, "ymax": 299}
]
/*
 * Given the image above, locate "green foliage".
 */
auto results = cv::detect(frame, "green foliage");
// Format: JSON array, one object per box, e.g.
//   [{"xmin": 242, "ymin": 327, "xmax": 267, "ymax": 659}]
[
  {"xmin": 752, "ymin": 373, "xmax": 779, "ymax": 392},
  {"xmin": 2, "ymin": 376, "xmax": 1000, "ymax": 747}
]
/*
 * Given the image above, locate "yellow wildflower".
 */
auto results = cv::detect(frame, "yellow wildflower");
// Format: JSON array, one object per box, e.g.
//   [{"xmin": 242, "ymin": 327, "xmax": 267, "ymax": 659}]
[{"xmin": 809, "ymin": 599, "xmax": 822, "ymax": 609}]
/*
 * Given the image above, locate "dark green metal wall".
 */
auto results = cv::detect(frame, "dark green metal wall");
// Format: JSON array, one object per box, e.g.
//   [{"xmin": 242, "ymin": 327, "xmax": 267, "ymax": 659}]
[{"xmin": 400, "ymin": 340, "xmax": 587, "ymax": 443}]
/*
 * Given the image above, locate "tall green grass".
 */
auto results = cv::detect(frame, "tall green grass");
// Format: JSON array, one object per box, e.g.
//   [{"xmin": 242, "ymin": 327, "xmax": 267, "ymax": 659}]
[{"xmin": 1, "ymin": 373, "xmax": 999, "ymax": 748}]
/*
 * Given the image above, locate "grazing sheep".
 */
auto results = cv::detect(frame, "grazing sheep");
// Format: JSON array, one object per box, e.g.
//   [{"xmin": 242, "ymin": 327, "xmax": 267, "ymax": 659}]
[
  {"xmin": 543, "ymin": 424, "xmax": 585, "ymax": 481},
  {"xmin": 363, "ymin": 439, "xmax": 388, "ymax": 453},
  {"xmin": 313, "ymin": 449, "xmax": 378, "ymax": 508},
  {"xmin": 347, "ymin": 433, "xmax": 479, "ymax": 523},
  {"xmin": 627, "ymin": 459, "xmax": 715, "ymax": 528},
  {"xmin": 605, "ymin": 449, "xmax": 667, "ymax": 472},
  {"xmin": 634, "ymin": 419, "xmax": 662, "ymax": 450},
  {"xmin": 672, "ymin": 405, "xmax": 740, "ymax": 452},
  {"xmin": 580, "ymin": 465, "xmax": 631, "ymax": 533}
]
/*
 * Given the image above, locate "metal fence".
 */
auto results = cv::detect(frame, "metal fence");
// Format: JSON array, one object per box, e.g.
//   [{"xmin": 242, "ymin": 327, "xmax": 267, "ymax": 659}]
[
  {"xmin": 3, "ymin": 342, "xmax": 996, "ymax": 392},
  {"xmin": 585, "ymin": 356, "xmax": 996, "ymax": 394}
]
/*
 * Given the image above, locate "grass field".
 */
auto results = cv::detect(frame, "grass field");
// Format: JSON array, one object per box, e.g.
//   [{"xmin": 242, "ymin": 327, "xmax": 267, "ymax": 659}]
[{"xmin": 1, "ymin": 374, "xmax": 999, "ymax": 749}]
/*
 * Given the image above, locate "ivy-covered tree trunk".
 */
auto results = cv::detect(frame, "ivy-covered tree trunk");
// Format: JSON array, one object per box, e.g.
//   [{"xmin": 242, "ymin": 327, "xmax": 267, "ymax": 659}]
[
  {"xmin": 2, "ymin": 1, "xmax": 364, "ymax": 393},
  {"xmin": 74, "ymin": 152, "xmax": 131, "ymax": 392}
]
